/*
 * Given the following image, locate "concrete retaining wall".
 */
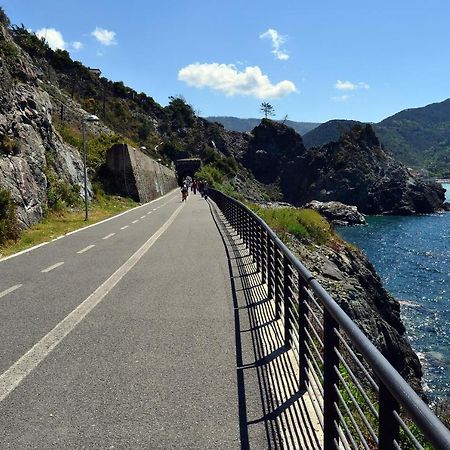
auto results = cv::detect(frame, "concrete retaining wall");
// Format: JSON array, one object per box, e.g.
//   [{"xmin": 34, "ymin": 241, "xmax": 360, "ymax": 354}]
[{"xmin": 106, "ymin": 144, "xmax": 178, "ymax": 202}]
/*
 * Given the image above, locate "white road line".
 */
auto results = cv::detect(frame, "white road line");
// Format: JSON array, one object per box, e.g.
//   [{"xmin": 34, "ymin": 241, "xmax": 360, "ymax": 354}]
[
  {"xmin": 0, "ymin": 203, "xmax": 184, "ymax": 402},
  {"xmin": 132, "ymin": 220, "xmax": 138, "ymax": 224},
  {"xmin": 102, "ymin": 233, "xmax": 115, "ymax": 240},
  {"xmin": 140, "ymin": 215, "xmax": 146, "ymax": 219},
  {"xmin": 41, "ymin": 262, "xmax": 64, "ymax": 273},
  {"xmin": 77, "ymin": 245, "xmax": 95, "ymax": 254},
  {"xmin": 147, "ymin": 212, "xmax": 152, "ymax": 215},
  {"xmin": 0, "ymin": 284, "xmax": 22, "ymax": 299},
  {"xmin": 0, "ymin": 190, "xmax": 178, "ymax": 263},
  {"xmin": 120, "ymin": 225, "xmax": 129, "ymax": 230}
]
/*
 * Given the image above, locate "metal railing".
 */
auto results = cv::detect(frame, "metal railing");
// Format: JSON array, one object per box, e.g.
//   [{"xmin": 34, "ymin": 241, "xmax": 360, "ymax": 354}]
[{"xmin": 209, "ymin": 188, "xmax": 450, "ymax": 450}]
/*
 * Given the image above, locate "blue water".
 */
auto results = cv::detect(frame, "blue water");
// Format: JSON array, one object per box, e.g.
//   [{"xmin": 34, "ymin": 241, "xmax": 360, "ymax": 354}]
[{"xmin": 338, "ymin": 184, "xmax": 450, "ymax": 399}]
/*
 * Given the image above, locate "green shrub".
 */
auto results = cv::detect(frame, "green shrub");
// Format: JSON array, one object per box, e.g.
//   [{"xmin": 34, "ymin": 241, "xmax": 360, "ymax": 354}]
[
  {"xmin": 0, "ymin": 135, "xmax": 19, "ymax": 155},
  {"xmin": 0, "ymin": 40, "xmax": 18, "ymax": 60},
  {"xmin": 194, "ymin": 164, "xmax": 224, "ymax": 186},
  {"xmin": 0, "ymin": 7, "xmax": 11, "ymax": 26},
  {"xmin": 45, "ymin": 169, "xmax": 81, "ymax": 212},
  {"xmin": 0, "ymin": 188, "xmax": 20, "ymax": 245},
  {"xmin": 250, "ymin": 206, "xmax": 333, "ymax": 245}
]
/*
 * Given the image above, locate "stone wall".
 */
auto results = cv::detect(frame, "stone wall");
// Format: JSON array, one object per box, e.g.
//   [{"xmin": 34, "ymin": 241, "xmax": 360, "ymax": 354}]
[{"xmin": 106, "ymin": 144, "xmax": 177, "ymax": 203}]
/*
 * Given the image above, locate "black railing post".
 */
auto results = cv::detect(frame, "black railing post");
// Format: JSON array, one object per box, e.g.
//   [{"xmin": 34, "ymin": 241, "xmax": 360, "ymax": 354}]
[
  {"xmin": 255, "ymin": 221, "xmax": 261, "ymax": 272},
  {"xmin": 244, "ymin": 211, "xmax": 249, "ymax": 249},
  {"xmin": 261, "ymin": 229, "xmax": 266, "ymax": 283},
  {"xmin": 283, "ymin": 256, "xmax": 293, "ymax": 348},
  {"xmin": 298, "ymin": 282, "xmax": 309, "ymax": 391},
  {"xmin": 379, "ymin": 383, "xmax": 400, "ymax": 449},
  {"xmin": 323, "ymin": 311, "xmax": 340, "ymax": 450},
  {"xmin": 267, "ymin": 239, "xmax": 274, "ymax": 299},
  {"xmin": 274, "ymin": 246, "xmax": 281, "ymax": 319}
]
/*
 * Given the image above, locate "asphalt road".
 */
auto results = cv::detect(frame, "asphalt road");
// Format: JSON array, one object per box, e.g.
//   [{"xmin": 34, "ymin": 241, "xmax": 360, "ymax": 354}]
[{"xmin": 0, "ymin": 191, "xmax": 258, "ymax": 448}]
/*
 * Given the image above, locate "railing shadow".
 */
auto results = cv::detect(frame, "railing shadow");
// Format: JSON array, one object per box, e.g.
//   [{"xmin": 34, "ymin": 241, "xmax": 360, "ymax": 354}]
[{"xmin": 208, "ymin": 202, "xmax": 322, "ymax": 450}]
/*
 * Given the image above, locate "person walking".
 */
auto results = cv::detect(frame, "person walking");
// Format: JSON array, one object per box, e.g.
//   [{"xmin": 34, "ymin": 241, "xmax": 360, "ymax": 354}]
[
  {"xmin": 181, "ymin": 183, "xmax": 188, "ymax": 202},
  {"xmin": 203, "ymin": 181, "xmax": 209, "ymax": 200}
]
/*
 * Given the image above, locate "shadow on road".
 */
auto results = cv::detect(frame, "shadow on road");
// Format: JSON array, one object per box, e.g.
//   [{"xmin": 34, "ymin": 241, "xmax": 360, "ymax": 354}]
[{"xmin": 208, "ymin": 201, "xmax": 322, "ymax": 450}]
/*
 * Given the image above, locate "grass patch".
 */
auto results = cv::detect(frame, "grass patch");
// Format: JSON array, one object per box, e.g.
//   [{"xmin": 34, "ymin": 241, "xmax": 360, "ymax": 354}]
[
  {"xmin": 0, "ymin": 195, "xmax": 137, "ymax": 258},
  {"xmin": 249, "ymin": 205, "xmax": 334, "ymax": 245}
]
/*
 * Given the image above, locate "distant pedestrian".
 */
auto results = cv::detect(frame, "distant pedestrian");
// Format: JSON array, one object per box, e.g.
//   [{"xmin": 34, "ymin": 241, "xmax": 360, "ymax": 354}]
[
  {"xmin": 191, "ymin": 180, "xmax": 197, "ymax": 195},
  {"xmin": 203, "ymin": 181, "xmax": 209, "ymax": 200},
  {"xmin": 198, "ymin": 180, "xmax": 204, "ymax": 197},
  {"xmin": 181, "ymin": 183, "xmax": 188, "ymax": 202}
]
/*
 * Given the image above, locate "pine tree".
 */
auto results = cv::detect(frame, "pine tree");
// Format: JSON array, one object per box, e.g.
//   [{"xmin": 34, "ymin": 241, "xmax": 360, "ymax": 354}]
[{"xmin": 260, "ymin": 102, "xmax": 275, "ymax": 119}]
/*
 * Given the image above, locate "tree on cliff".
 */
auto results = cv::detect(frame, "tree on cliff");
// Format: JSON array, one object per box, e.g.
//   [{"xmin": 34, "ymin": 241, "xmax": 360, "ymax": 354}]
[
  {"xmin": 0, "ymin": 7, "xmax": 10, "ymax": 26},
  {"xmin": 260, "ymin": 102, "xmax": 275, "ymax": 119}
]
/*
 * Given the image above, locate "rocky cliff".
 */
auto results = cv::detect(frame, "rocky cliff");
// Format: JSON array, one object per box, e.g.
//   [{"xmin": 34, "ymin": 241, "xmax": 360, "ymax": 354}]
[
  {"xmin": 0, "ymin": 23, "xmax": 87, "ymax": 228},
  {"xmin": 241, "ymin": 121, "xmax": 445, "ymax": 214},
  {"xmin": 288, "ymin": 125, "xmax": 445, "ymax": 214},
  {"xmin": 242, "ymin": 119, "xmax": 306, "ymax": 184}
]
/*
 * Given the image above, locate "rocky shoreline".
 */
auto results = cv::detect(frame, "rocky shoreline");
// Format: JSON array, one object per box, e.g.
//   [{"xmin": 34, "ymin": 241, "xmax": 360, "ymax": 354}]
[{"xmin": 285, "ymin": 229, "xmax": 424, "ymax": 393}]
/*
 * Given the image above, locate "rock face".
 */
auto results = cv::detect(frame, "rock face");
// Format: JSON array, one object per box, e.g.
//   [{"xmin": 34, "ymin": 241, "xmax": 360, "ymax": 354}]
[
  {"xmin": 242, "ymin": 119, "xmax": 306, "ymax": 184},
  {"xmin": 287, "ymin": 234, "xmax": 423, "ymax": 392},
  {"xmin": 0, "ymin": 24, "xmax": 87, "ymax": 228},
  {"xmin": 283, "ymin": 124, "xmax": 445, "ymax": 214},
  {"xmin": 305, "ymin": 200, "xmax": 366, "ymax": 226}
]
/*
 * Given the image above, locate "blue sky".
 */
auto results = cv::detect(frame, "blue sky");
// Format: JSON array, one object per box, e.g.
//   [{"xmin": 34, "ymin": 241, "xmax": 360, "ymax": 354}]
[{"xmin": 2, "ymin": 0, "xmax": 450, "ymax": 123}]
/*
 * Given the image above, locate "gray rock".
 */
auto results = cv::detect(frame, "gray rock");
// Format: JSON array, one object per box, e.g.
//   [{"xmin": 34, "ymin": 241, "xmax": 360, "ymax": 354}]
[
  {"xmin": 305, "ymin": 200, "xmax": 366, "ymax": 226},
  {"xmin": 0, "ymin": 23, "xmax": 90, "ymax": 228}
]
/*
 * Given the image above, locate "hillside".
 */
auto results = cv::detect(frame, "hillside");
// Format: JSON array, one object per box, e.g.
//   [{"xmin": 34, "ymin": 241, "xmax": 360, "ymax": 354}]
[
  {"xmin": 302, "ymin": 119, "xmax": 363, "ymax": 148},
  {"xmin": 374, "ymin": 98, "xmax": 450, "ymax": 177},
  {"xmin": 301, "ymin": 100, "xmax": 450, "ymax": 177},
  {"xmin": 0, "ymin": 15, "xmax": 276, "ymax": 238},
  {"xmin": 207, "ymin": 116, "xmax": 320, "ymax": 135}
]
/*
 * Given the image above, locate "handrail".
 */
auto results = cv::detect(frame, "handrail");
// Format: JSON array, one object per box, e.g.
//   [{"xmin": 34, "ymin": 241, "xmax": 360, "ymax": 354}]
[{"xmin": 209, "ymin": 188, "xmax": 450, "ymax": 450}]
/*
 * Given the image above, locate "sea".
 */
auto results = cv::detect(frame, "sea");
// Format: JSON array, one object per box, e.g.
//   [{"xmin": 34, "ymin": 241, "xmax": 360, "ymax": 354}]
[{"xmin": 337, "ymin": 183, "xmax": 450, "ymax": 400}]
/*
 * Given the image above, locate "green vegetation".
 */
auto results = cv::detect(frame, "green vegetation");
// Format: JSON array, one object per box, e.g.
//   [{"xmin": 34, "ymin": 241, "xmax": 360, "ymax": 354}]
[
  {"xmin": 260, "ymin": 102, "xmax": 275, "ymax": 119},
  {"xmin": 0, "ymin": 39, "xmax": 18, "ymax": 61},
  {"xmin": 0, "ymin": 135, "xmax": 19, "ymax": 155},
  {"xmin": 0, "ymin": 195, "xmax": 137, "ymax": 257},
  {"xmin": 45, "ymin": 168, "xmax": 81, "ymax": 212},
  {"xmin": 0, "ymin": 188, "xmax": 20, "ymax": 246},
  {"xmin": 338, "ymin": 364, "xmax": 434, "ymax": 449},
  {"xmin": 249, "ymin": 205, "xmax": 334, "ymax": 245},
  {"xmin": 0, "ymin": 6, "xmax": 10, "ymax": 26}
]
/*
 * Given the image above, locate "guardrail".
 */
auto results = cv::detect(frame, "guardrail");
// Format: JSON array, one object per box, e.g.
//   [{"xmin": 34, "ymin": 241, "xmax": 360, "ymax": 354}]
[{"xmin": 209, "ymin": 188, "xmax": 450, "ymax": 450}]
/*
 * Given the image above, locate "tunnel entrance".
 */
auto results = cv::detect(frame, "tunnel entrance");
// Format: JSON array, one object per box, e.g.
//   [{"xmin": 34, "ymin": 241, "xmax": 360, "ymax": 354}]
[{"xmin": 175, "ymin": 158, "xmax": 202, "ymax": 185}]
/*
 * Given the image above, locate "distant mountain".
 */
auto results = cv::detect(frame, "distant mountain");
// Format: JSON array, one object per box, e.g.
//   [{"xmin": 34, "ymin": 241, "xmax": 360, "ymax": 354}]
[
  {"xmin": 301, "ymin": 99, "xmax": 450, "ymax": 177},
  {"xmin": 374, "ymin": 99, "xmax": 450, "ymax": 177},
  {"xmin": 206, "ymin": 116, "xmax": 320, "ymax": 136},
  {"xmin": 302, "ymin": 120, "xmax": 363, "ymax": 148}
]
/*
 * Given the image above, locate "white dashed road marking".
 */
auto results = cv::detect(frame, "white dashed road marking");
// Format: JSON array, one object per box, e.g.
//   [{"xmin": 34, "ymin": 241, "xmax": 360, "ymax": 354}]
[
  {"xmin": 132, "ymin": 220, "xmax": 138, "ymax": 224},
  {"xmin": 0, "ymin": 284, "xmax": 22, "ymax": 299},
  {"xmin": 102, "ymin": 233, "xmax": 115, "ymax": 240},
  {"xmin": 77, "ymin": 245, "xmax": 95, "ymax": 254},
  {"xmin": 140, "ymin": 215, "xmax": 146, "ymax": 219},
  {"xmin": 120, "ymin": 225, "xmax": 129, "ymax": 230},
  {"xmin": 0, "ymin": 203, "xmax": 184, "ymax": 402},
  {"xmin": 41, "ymin": 262, "xmax": 64, "ymax": 273}
]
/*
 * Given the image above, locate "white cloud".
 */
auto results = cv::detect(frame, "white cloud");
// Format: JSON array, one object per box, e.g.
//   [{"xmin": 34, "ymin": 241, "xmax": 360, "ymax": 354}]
[
  {"xmin": 36, "ymin": 27, "xmax": 66, "ymax": 50},
  {"xmin": 91, "ymin": 27, "xmax": 116, "ymax": 46},
  {"xmin": 331, "ymin": 95, "xmax": 350, "ymax": 102},
  {"xmin": 335, "ymin": 80, "xmax": 370, "ymax": 90},
  {"xmin": 178, "ymin": 63, "xmax": 297, "ymax": 99},
  {"xmin": 72, "ymin": 41, "xmax": 83, "ymax": 50},
  {"xmin": 260, "ymin": 28, "xmax": 290, "ymax": 60}
]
